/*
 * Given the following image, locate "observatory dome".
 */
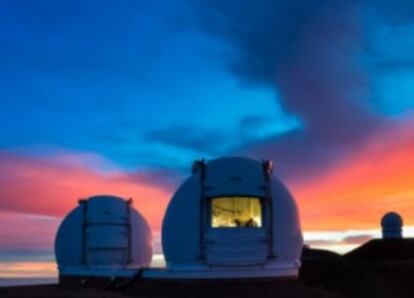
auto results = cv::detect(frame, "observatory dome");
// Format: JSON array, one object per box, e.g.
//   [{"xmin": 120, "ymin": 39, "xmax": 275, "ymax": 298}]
[
  {"xmin": 160, "ymin": 157, "xmax": 303, "ymax": 279},
  {"xmin": 381, "ymin": 212, "xmax": 403, "ymax": 239},
  {"xmin": 55, "ymin": 195, "xmax": 152, "ymax": 282}
]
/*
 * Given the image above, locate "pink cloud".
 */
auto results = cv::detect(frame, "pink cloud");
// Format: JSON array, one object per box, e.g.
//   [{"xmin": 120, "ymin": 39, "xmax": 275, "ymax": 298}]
[
  {"xmin": 0, "ymin": 211, "xmax": 58, "ymax": 251},
  {"xmin": 0, "ymin": 151, "xmax": 171, "ymax": 230}
]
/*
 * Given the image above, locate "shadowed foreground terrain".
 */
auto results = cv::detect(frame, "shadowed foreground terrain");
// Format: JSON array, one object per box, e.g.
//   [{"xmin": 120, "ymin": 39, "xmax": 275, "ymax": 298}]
[
  {"xmin": 300, "ymin": 240, "xmax": 414, "ymax": 298},
  {"xmin": 0, "ymin": 280, "xmax": 341, "ymax": 298}
]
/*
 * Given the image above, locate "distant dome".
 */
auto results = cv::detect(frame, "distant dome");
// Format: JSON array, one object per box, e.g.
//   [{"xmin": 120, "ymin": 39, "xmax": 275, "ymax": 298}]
[
  {"xmin": 161, "ymin": 157, "xmax": 303, "ymax": 279},
  {"xmin": 55, "ymin": 195, "xmax": 152, "ymax": 279},
  {"xmin": 381, "ymin": 212, "xmax": 403, "ymax": 239}
]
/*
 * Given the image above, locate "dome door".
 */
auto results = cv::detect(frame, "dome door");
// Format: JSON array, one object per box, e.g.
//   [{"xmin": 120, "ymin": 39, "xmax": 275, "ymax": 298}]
[
  {"xmin": 204, "ymin": 196, "xmax": 269, "ymax": 266},
  {"xmin": 80, "ymin": 199, "xmax": 132, "ymax": 268}
]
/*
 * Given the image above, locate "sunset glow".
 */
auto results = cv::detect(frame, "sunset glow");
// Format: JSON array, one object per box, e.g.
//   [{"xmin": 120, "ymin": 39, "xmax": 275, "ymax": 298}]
[
  {"xmin": 291, "ymin": 123, "xmax": 414, "ymax": 231},
  {"xmin": 1, "ymin": 0, "xmax": 414, "ymax": 282},
  {"xmin": 0, "ymin": 262, "xmax": 56, "ymax": 278},
  {"xmin": 1, "ymin": 123, "xmax": 413, "ymax": 273}
]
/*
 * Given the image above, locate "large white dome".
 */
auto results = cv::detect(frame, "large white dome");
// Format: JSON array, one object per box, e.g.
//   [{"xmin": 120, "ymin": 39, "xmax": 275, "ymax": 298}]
[
  {"xmin": 160, "ymin": 157, "xmax": 303, "ymax": 279},
  {"xmin": 55, "ymin": 195, "xmax": 152, "ymax": 278}
]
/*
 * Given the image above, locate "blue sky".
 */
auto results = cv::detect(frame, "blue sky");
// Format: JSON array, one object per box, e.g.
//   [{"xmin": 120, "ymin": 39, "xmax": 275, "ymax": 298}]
[
  {"xmin": 0, "ymin": 0, "xmax": 413, "ymax": 177},
  {"xmin": 0, "ymin": 0, "xmax": 301, "ymax": 174}
]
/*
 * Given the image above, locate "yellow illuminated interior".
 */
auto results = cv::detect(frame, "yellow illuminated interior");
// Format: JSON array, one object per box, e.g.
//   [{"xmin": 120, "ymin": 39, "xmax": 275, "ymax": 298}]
[{"xmin": 211, "ymin": 197, "xmax": 262, "ymax": 228}]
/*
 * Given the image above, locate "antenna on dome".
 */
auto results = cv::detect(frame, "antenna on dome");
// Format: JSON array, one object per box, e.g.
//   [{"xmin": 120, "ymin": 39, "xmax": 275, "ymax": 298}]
[
  {"xmin": 262, "ymin": 159, "xmax": 273, "ymax": 178},
  {"xmin": 192, "ymin": 159, "xmax": 206, "ymax": 174}
]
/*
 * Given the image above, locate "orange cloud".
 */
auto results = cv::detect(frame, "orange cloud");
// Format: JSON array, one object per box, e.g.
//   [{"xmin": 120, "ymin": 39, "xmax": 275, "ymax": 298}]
[
  {"xmin": 0, "ymin": 261, "xmax": 56, "ymax": 278},
  {"xmin": 290, "ymin": 122, "xmax": 414, "ymax": 231}
]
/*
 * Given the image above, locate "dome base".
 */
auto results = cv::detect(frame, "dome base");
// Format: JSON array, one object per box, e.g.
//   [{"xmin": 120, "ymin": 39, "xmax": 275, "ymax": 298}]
[
  {"xmin": 59, "ymin": 268, "xmax": 139, "ymax": 277},
  {"xmin": 59, "ymin": 271, "xmax": 139, "ymax": 289},
  {"xmin": 58, "ymin": 266, "xmax": 141, "ymax": 288},
  {"xmin": 142, "ymin": 260, "xmax": 299, "ymax": 280}
]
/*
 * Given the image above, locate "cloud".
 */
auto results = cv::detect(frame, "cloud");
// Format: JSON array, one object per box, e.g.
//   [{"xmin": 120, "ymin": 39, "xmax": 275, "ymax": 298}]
[
  {"xmin": 116, "ymin": 168, "xmax": 181, "ymax": 192},
  {"xmin": 146, "ymin": 114, "xmax": 300, "ymax": 162},
  {"xmin": 0, "ymin": 210, "xmax": 58, "ymax": 277},
  {"xmin": 0, "ymin": 211, "xmax": 58, "ymax": 252},
  {"xmin": 195, "ymin": 0, "xmax": 414, "ymax": 181},
  {"xmin": 1, "ymin": 125, "xmax": 413, "ymax": 258},
  {"xmin": 291, "ymin": 122, "xmax": 414, "ymax": 231},
  {"xmin": 304, "ymin": 234, "xmax": 374, "ymax": 254},
  {"xmin": 342, "ymin": 234, "xmax": 373, "ymax": 245},
  {"xmin": 198, "ymin": 0, "xmax": 378, "ymax": 133},
  {"xmin": 369, "ymin": 1, "xmax": 414, "ymax": 25},
  {"xmin": 0, "ymin": 261, "xmax": 57, "ymax": 278},
  {"xmin": 0, "ymin": 150, "xmax": 172, "ymax": 230},
  {"xmin": 146, "ymin": 125, "xmax": 229, "ymax": 155},
  {"xmin": 303, "ymin": 229, "xmax": 378, "ymax": 254}
]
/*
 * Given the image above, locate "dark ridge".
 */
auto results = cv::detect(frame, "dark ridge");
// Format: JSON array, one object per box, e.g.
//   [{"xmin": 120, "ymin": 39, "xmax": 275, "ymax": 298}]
[
  {"xmin": 0, "ymin": 284, "xmax": 125, "ymax": 298},
  {"xmin": 344, "ymin": 239, "xmax": 414, "ymax": 261},
  {"xmin": 300, "ymin": 247, "xmax": 346, "ymax": 288},
  {"xmin": 302, "ymin": 247, "xmax": 342, "ymax": 259},
  {"xmin": 301, "ymin": 241, "xmax": 414, "ymax": 298}
]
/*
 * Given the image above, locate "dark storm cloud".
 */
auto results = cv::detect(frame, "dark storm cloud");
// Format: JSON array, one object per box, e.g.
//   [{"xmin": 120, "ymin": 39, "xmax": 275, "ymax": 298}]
[
  {"xmin": 196, "ymin": 0, "xmax": 414, "ymax": 179},
  {"xmin": 146, "ymin": 125, "xmax": 229, "ymax": 155},
  {"xmin": 198, "ymin": 0, "xmax": 378, "ymax": 140},
  {"xmin": 146, "ymin": 115, "xmax": 292, "ymax": 159},
  {"xmin": 368, "ymin": 0, "xmax": 414, "ymax": 25}
]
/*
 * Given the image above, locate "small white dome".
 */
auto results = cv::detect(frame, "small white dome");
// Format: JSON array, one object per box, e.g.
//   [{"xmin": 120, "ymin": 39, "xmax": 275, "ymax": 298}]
[
  {"xmin": 55, "ymin": 195, "xmax": 152, "ymax": 277},
  {"xmin": 381, "ymin": 212, "xmax": 403, "ymax": 239},
  {"xmin": 161, "ymin": 157, "xmax": 303, "ymax": 279}
]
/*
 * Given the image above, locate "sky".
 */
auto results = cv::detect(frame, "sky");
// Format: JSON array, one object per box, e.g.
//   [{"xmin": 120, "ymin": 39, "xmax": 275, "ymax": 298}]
[{"xmin": 1, "ymin": 0, "xmax": 414, "ymax": 278}]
